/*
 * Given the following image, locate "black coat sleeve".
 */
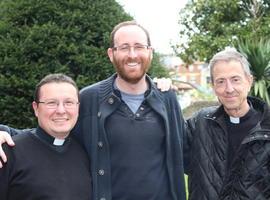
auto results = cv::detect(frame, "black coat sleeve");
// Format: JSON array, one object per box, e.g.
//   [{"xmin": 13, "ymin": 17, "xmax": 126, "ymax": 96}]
[{"xmin": 0, "ymin": 144, "xmax": 15, "ymax": 200}]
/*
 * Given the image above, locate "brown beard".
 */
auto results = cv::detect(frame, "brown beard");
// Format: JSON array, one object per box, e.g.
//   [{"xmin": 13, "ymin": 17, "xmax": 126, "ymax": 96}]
[{"xmin": 112, "ymin": 53, "xmax": 152, "ymax": 84}]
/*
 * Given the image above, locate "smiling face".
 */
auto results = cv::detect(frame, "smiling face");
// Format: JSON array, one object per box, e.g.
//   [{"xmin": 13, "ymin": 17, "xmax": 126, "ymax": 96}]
[
  {"xmin": 32, "ymin": 82, "xmax": 79, "ymax": 139},
  {"xmin": 212, "ymin": 60, "xmax": 253, "ymax": 117},
  {"xmin": 107, "ymin": 25, "xmax": 153, "ymax": 84}
]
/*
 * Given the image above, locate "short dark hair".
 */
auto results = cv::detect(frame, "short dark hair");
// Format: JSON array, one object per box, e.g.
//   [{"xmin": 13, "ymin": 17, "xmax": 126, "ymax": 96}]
[
  {"xmin": 109, "ymin": 20, "xmax": 151, "ymax": 48},
  {"xmin": 34, "ymin": 73, "xmax": 78, "ymax": 102}
]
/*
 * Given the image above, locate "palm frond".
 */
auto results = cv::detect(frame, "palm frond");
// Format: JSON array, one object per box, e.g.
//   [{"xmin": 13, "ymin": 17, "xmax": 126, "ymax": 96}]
[{"xmin": 235, "ymin": 37, "xmax": 270, "ymax": 103}]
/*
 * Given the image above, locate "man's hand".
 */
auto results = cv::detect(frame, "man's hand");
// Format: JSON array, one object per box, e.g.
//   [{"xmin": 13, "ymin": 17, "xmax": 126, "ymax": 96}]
[
  {"xmin": 0, "ymin": 131, "xmax": 15, "ymax": 168},
  {"xmin": 153, "ymin": 77, "xmax": 178, "ymax": 92}
]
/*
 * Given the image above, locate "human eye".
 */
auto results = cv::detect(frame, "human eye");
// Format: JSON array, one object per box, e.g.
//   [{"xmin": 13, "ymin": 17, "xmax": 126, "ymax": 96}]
[
  {"xmin": 118, "ymin": 45, "xmax": 129, "ymax": 52},
  {"xmin": 215, "ymin": 79, "xmax": 225, "ymax": 86},
  {"xmin": 231, "ymin": 77, "xmax": 241, "ymax": 84},
  {"xmin": 46, "ymin": 100, "xmax": 58, "ymax": 108},
  {"xmin": 134, "ymin": 44, "xmax": 147, "ymax": 51},
  {"xmin": 135, "ymin": 45, "xmax": 145, "ymax": 50},
  {"xmin": 64, "ymin": 100, "xmax": 76, "ymax": 108}
]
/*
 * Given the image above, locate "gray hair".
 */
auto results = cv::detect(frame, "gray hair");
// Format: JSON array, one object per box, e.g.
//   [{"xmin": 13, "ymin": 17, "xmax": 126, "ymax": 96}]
[{"xmin": 209, "ymin": 47, "xmax": 252, "ymax": 83}]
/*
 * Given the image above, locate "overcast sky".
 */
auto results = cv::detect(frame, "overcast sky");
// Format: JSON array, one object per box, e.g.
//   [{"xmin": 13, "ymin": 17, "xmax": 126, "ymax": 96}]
[{"xmin": 116, "ymin": 0, "xmax": 188, "ymax": 54}]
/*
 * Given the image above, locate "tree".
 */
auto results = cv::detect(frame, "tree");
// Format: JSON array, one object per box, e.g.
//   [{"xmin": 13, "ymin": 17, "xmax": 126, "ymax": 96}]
[
  {"xmin": 0, "ymin": 0, "xmax": 168, "ymax": 128},
  {"xmin": 0, "ymin": 0, "xmax": 167, "ymax": 128},
  {"xmin": 148, "ymin": 52, "xmax": 169, "ymax": 78},
  {"xmin": 176, "ymin": 0, "xmax": 270, "ymax": 63}
]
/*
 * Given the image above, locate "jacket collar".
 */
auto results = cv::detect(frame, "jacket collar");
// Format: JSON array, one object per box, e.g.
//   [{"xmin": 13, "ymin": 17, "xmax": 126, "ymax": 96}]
[
  {"xmin": 99, "ymin": 73, "xmax": 157, "ymax": 100},
  {"xmin": 98, "ymin": 73, "xmax": 167, "ymax": 120},
  {"xmin": 208, "ymin": 96, "xmax": 266, "ymax": 121},
  {"xmin": 207, "ymin": 96, "xmax": 270, "ymax": 139}
]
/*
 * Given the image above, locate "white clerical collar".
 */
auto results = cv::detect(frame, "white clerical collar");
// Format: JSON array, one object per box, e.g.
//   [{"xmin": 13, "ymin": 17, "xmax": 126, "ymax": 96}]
[
  {"xmin": 229, "ymin": 116, "xmax": 240, "ymax": 124},
  {"xmin": 53, "ymin": 138, "xmax": 65, "ymax": 146}
]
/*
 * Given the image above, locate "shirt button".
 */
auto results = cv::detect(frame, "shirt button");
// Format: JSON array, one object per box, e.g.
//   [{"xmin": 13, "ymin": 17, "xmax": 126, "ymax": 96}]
[
  {"xmin": 98, "ymin": 169, "xmax": 105, "ymax": 176},
  {"xmin": 108, "ymin": 97, "xmax": 114, "ymax": 104},
  {"xmin": 98, "ymin": 141, "xmax": 103, "ymax": 148},
  {"xmin": 140, "ymin": 107, "xmax": 144, "ymax": 111},
  {"xmin": 264, "ymin": 134, "xmax": 268, "ymax": 138},
  {"xmin": 136, "ymin": 113, "xmax": 140, "ymax": 117},
  {"xmin": 100, "ymin": 198, "xmax": 106, "ymax": 200}
]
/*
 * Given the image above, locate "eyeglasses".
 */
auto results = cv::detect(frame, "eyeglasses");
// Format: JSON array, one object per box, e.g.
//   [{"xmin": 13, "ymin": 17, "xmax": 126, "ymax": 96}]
[
  {"xmin": 37, "ymin": 99, "xmax": 79, "ymax": 109},
  {"xmin": 112, "ymin": 44, "xmax": 150, "ymax": 53}
]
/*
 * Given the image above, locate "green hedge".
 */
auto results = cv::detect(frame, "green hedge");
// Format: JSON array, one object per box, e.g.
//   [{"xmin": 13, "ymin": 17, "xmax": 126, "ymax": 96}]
[{"xmin": 0, "ymin": 0, "xmax": 167, "ymax": 128}]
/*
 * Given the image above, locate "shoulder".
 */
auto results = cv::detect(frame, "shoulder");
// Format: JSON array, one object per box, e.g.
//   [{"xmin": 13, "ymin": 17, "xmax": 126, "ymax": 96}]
[
  {"xmin": 79, "ymin": 75, "xmax": 115, "ymax": 100},
  {"xmin": 189, "ymin": 106, "xmax": 219, "ymax": 121},
  {"xmin": 79, "ymin": 82, "xmax": 100, "ymax": 98},
  {"xmin": 80, "ymin": 75, "xmax": 115, "ymax": 94},
  {"xmin": 158, "ymin": 90, "xmax": 181, "ymax": 110},
  {"xmin": 9, "ymin": 130, "xmax": 39, "ymax": 152},
  {"xmin": 2, "ymin": 131, "xmax": 33, "ymax": 159},
  {"xmin": 198, "ymin": 106, "xmax": 218, "ymax": 116},
  {"xmin": 12, "ymin": 131, "xmax": 33, "ymax": 143},
  {"xmin": 150, "ymin": 80, "xmax": 178, "ymax": 101}
]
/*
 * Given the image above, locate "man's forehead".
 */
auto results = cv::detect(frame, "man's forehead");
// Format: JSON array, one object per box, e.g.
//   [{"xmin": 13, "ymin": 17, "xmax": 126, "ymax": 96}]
[
  {"xmin": 215, "ymin": 59, "xmax": 242, "ymax": 65},
  {"xmin": 214, "ymin": 60, "xmax": 244, "ymax": 72},
  {"xmin": 41, "ymin": 82, "xmax": 74, "ymax": 88},
  {"xmin": 213, "ymin": 60, "xmax": 247, "ymax": 77},
  {"xmin": 114, "ymin": 25, "xmax": 147, "ymax": 43},
  {"xmin": 39, "ymin": 82, "xmax": 77, "ymax": 95}
]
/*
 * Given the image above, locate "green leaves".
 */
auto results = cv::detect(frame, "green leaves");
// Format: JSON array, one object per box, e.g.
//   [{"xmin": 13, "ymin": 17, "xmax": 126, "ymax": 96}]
[
  {"xmin": 0, "ymin": 0, "xmax": 132, "ymax": 128},
  {"xmin": 253, "ymin": 80, "xmax": 270, "ymax": 103},
  {"xmin": 177, "ymin": 0, "xmax": 270, "ymax": 63},
  {"xmin": 177, "ymin": 0, "xmax": 270, "ymax": 104},
  {"xmin": 236, "ymin": 38, "xmax": 270, "ymax": 103},
  {"xmin": 0, "ymin": 0, "xmax": 167, "ymax": 128}
]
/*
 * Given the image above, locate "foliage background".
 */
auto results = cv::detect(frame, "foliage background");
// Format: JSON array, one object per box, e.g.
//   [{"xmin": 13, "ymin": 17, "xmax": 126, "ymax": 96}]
[
  {"xmin": 0, "ymin": 0, "xmax": 168, "ymax": 128},
  {"xmin": 176, "ymin": 0, "xmax": 270, "ymax": 103},
  {"xmin": 176, "ymin": 0, "xmax": 270, "ymax": 63}
]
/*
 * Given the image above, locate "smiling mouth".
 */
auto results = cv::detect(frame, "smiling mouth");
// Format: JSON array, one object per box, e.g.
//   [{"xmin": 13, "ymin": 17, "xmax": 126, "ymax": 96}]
[
  {"xmin": 224, "ymin": 96, "xmax": 237, "ymax": 102},
  {"xmin": 53, "ymin": 118, "xmax": 68, "ymax": 122},
  {"xmin": 127, "ymin": 62, "xmax": 139, "ymax": 67}
]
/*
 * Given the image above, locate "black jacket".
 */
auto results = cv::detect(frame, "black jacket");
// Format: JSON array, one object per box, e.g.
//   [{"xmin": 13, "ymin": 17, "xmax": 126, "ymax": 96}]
[
  {"xmin": 185, "ymin": 97, "xmax": 270, "ymax": 200},
  {"xmin": 73, "ymin": 74, "xmax": 187, "ymax": 200}
]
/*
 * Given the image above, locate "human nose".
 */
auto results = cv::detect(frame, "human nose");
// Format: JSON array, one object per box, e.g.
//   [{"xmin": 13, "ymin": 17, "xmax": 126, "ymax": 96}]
[
  {"xmin": 224, "ymin": 79, "xmax": 234, "ymax": 92},
  {"xmin": 55, "ymin": 102, "xmax": 66, "ymax": 113},
  {"xmin": 127, "ymin": 47, "xmax": 137, "ymax": 57}
]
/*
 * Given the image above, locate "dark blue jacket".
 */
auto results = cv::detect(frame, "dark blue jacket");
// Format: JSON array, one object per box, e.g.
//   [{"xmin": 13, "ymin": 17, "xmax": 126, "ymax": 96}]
[{"xmin": 73, "ymin": 74, "xmax": 187, "ymax": 200}]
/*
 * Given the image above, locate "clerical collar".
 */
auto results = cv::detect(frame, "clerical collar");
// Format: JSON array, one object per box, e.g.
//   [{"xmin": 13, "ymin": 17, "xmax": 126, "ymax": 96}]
[
  {"xmin": 229, "ymin": 116, "xmax": 240, "ymax": 124},
  {"xmin": 227, "ymin": 100, "xmax": 256, "ymax": 124},
  {"xmin": 228, "ymin": 106, "xmax": 256, "ymax": 124},
  {"xmin": 35, "ymin": 127, "xmax": 67, "ymax": 146},
  {"xmin": 53, "ymin": 138, "xmax": 65, "ymax": 146}
]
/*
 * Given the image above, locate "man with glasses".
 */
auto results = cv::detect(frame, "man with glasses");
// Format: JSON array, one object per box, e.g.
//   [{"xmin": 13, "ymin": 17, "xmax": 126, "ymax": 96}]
[
  {"xmin": 0, "ymin": 21, "xmax": 186, "ymax": 200},
  {"xmin": 0, "ymin": 74, "xmax": 92, "ymax": 200},
  {"xmin": 74, "ymin": 20, "xmax": 186, "ymax": 200}
]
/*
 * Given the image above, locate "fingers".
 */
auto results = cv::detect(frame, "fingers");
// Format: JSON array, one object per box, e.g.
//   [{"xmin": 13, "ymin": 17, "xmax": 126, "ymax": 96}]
[
  {"xmin": 156, "ymin": 78, "xmax": 172, "ymax": 92},
  {"xmin": 0, "ymin": 147, "xmax": 7, "ymax": 168},
  {"xmin": 0, "ymin": 131, "xmax": 15, "ymax": 146},
  {"xmin": 0, "ymin": 131, "xmax": 15, "ymax": 168}
]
